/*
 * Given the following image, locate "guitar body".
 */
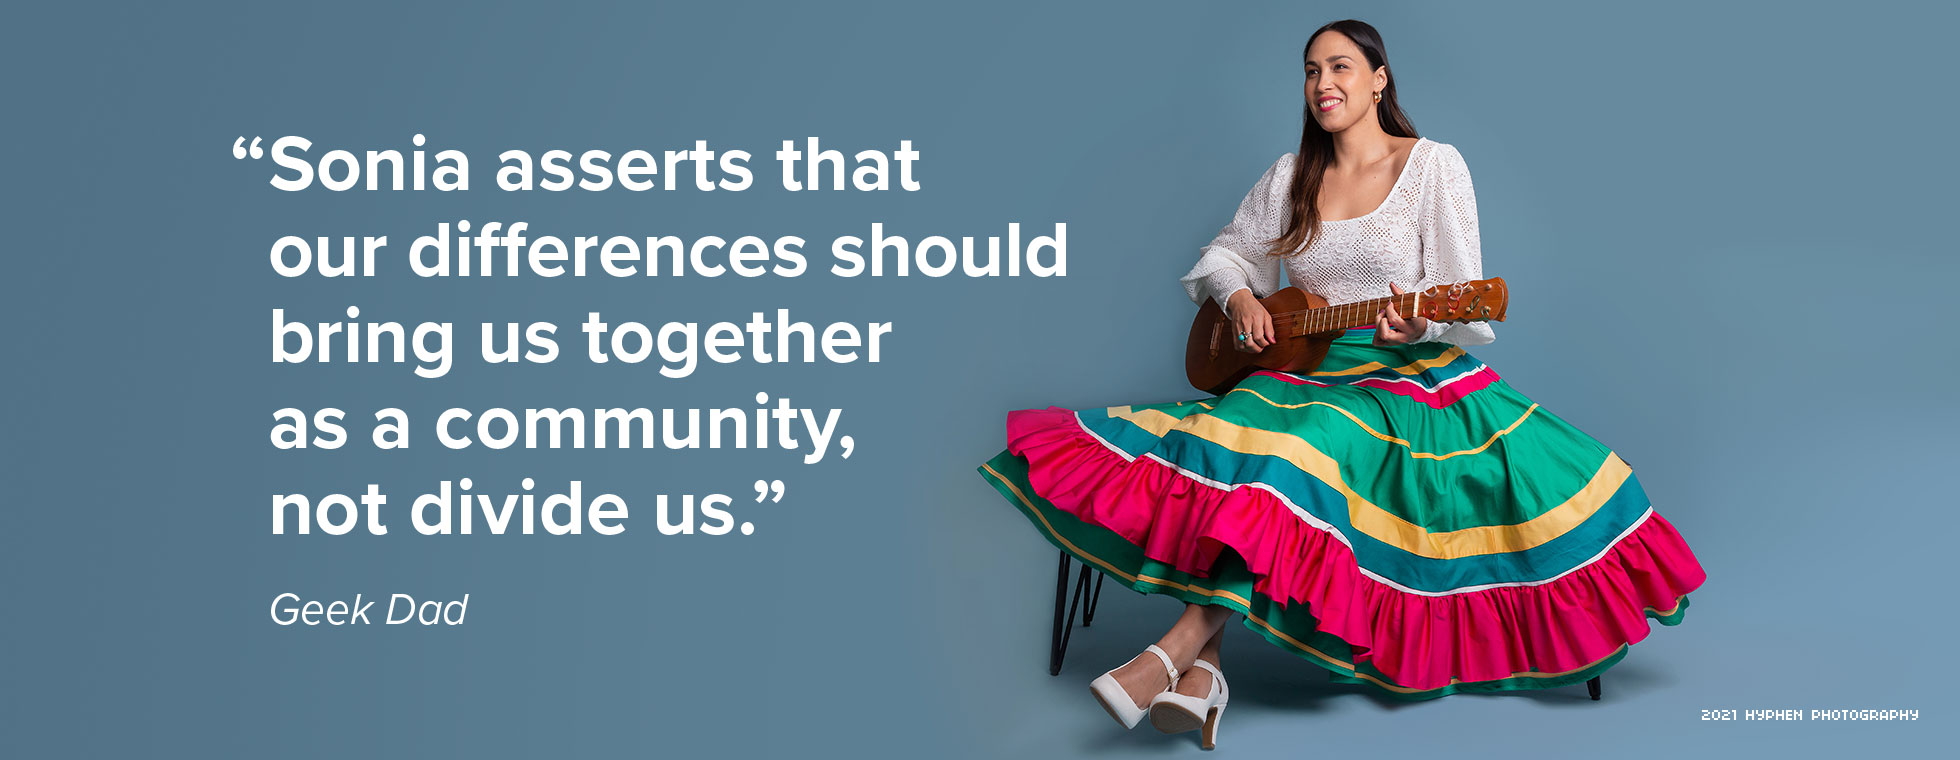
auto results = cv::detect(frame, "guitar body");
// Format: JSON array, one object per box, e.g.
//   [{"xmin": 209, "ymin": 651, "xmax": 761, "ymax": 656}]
[
  {"xmin": 1185, "ymin": 287, "xmax": 1337, "ymax": 395},
  {"xmin": 1183, "ymin": 278, "xmax": 1509, "ymax": 395}
]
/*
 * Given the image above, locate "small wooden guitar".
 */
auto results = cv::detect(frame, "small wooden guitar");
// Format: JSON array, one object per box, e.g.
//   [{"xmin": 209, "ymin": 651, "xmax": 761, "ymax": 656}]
[{"xmin": 1185, "ymin": 277, "xmax": 1509, "ymax": 394}]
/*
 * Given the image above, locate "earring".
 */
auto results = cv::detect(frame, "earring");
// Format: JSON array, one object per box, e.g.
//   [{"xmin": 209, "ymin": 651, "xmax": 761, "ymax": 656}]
[{"xmin": 1374, "ymin": 91, "xmax": 1383, "ymax": 103}]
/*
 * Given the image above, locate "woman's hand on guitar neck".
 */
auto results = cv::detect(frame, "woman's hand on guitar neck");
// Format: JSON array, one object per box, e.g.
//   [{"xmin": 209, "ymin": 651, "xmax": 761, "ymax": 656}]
[
  {"xmin": 1228, "ymin": 289, "xmax": 1275, "ymax": 353},
  {"xmin": 1374, "ymin": 281, "xmax": 1432, "ymax": 346}
]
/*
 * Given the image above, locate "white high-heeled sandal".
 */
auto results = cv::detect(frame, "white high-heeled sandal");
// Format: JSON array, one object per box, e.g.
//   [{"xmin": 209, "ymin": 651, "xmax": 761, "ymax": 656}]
[
  {"xmin": 1088, "ymin": 644, "xmax": 1179, "ymax": 730},
  {"xmin": 1147, "ymin": 658, "xmax": 1229, "ymax": 750}
]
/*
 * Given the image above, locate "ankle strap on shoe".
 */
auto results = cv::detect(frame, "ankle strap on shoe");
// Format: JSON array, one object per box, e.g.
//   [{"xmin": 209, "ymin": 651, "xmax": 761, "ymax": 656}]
[
  {"xmin": 1144, "ymin": 645, "xmax": 1180, "ymax": 691},
  {"xmin": 1191, "ymin": 657, "xmax": 1226, "ymax": 701},
  {"xmin": 1189, "ymin": 658, "xmax": 1223, "ymax": 680}
]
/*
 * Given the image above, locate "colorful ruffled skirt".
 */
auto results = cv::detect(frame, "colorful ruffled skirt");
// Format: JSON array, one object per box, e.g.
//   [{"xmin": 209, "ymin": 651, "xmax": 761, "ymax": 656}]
[{"xmin": 977, "ymin": 326, "xmax": 1706, "ymax": 700}]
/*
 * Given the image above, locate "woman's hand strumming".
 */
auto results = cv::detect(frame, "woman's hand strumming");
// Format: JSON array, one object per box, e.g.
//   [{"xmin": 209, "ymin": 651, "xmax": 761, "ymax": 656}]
[{"xmin": 1228, "ymin": 290, "xmax": 1275, "ymax": 353}]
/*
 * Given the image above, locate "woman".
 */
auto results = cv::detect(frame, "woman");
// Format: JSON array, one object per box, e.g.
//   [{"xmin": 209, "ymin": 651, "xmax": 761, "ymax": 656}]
[{"xmin": 975, "ymin": 19, "xmax": 1706, "ymax": 748}]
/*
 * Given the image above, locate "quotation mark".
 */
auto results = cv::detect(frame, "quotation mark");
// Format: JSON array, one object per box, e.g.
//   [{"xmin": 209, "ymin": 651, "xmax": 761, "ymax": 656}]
[
  {"xmin": 232, "ymin": 136, "xmax": 264, "ymax": 159},
  {"xmin": 741, "ymin": 480, "xmax": 786, "ymax": 536}
]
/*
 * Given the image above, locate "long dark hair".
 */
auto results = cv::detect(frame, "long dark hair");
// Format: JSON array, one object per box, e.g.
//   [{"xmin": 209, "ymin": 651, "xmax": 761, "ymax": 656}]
[{"xmin": 1269, "ymin": 20, "xmax": 1420, "ymax": 257}]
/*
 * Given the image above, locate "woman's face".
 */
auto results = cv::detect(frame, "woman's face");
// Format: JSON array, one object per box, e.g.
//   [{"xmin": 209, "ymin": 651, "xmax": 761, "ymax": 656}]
[{"xmin": 1304, "ymin": 32, "xmax": 1387, "ymax": 132}]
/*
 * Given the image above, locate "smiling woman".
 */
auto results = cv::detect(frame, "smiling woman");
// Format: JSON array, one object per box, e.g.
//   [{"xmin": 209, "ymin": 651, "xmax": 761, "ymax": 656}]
[{"xmin": 973, "ymin": 17, "xmax": 1706, "ymax": 746}]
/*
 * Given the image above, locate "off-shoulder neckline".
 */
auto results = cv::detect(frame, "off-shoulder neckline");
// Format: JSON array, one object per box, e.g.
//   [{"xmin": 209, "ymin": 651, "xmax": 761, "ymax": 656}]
[{"xmin": 1314, "ymin": 136, "xmax": 1432, "ymax": 225}]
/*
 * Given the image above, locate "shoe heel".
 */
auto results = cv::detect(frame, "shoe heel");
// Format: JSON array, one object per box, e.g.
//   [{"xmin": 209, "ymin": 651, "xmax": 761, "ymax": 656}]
[{"xmin": 1200, "ymin": 705, "xmax": 1224, "ymax": 750}]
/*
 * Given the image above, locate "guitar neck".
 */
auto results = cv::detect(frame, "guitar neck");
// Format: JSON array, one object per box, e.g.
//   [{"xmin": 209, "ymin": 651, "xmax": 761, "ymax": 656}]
[
  {"xmin": 1242, "ymin": 278, "xmax": 1507, "ymax": 338},
  {"xmin": 1271, "ymin": 292, "xmax": 1422, "ymax": 337}
]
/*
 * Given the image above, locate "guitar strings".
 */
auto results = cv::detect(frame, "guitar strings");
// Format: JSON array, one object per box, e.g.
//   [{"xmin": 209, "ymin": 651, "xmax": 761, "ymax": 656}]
[{"xmin": 1250, "ymin": 289, "xmax": 1497, "ymax": 336}]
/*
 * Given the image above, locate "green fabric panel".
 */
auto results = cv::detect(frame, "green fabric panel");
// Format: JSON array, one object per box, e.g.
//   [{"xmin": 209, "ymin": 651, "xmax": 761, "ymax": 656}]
[
  {"xmin": 1080, "ymin": 397, "xmax": 1224, "ymax": 459},
  {"xmin": 1075, "ymin": 367, "xmax": 1624, "ymax": 535},
  {"xmin": 1314, "ymin": 331, "xmax": 1456, "ymax": 369},
  {"xmin": 1206, "ymin": 372, "xmax": 1615, "ymax": 533},
  {"xmin": 1153, "ymin": 428, "xmax": 1657, "ymax": 590}
]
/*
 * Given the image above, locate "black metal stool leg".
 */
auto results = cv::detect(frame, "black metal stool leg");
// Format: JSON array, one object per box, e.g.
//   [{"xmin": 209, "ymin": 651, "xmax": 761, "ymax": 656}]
[
  {"xmin": 1049, "ymin": 551, "xmax": 1071, "ymax": 675},
  {"xmin": 1082, "ymin": 573, "xmax": 1105, "ymax": 627},
  {"xmin": 1587, "ymin": 676, "xmax": 1601, "ymax": 700},
  {"xmin": 1048, "ymin": 550, "xmax": 1105, "ymax": 675}
]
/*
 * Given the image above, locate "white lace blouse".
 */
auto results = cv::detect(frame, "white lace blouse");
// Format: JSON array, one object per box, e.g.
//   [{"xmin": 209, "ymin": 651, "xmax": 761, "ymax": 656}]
[{"xmin": 1178, "ymin": 137, "xmax": 1496, "ymax": 346}]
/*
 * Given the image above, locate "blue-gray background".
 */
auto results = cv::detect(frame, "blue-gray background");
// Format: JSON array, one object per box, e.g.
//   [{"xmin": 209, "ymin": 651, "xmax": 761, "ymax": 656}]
[{"xmin": 5, "ymin": 1, "xmax": 1954, "ymax": 757}]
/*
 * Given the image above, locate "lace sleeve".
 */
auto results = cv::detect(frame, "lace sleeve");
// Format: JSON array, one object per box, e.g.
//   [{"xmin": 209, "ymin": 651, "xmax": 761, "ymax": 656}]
[
  {"xmin": 1180, "ymin": 154, "xmax": 1290, "ymax": 318},
  {"xmin": 1416, "ymin": 144, "xmax": 1497, "ymax": 346}
]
